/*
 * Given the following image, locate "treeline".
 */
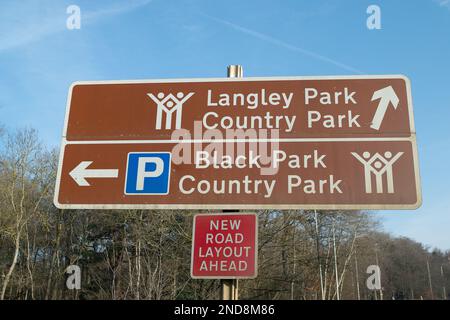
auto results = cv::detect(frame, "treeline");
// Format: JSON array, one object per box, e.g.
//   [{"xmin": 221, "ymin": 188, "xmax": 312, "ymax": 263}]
[{"xmin": 0, "ymin": 127, "xmax": 449, "ymax": 300}]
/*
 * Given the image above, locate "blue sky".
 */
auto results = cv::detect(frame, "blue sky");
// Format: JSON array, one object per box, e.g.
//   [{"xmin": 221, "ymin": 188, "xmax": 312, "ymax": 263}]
[{"xmin": 0, "ymin": 0, "xmax": 449, "ymax": 250}]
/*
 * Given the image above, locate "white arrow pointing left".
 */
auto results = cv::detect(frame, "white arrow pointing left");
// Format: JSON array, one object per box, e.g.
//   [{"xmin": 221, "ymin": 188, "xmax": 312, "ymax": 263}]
[{"xmin": 69, "ymin": 161, "xmax": 119, "ymax": 187}]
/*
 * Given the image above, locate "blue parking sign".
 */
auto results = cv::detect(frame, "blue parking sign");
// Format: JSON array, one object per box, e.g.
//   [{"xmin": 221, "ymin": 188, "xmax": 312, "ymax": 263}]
[{"xmin": 125, "ymin": 152, "xmax": 171, "ymax": 195}]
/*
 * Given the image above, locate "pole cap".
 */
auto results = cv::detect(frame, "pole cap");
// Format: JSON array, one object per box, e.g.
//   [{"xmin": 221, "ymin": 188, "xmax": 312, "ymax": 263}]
[{"xmin": 227, "ymin": 65, "xmax": 244, "ymax": 78}]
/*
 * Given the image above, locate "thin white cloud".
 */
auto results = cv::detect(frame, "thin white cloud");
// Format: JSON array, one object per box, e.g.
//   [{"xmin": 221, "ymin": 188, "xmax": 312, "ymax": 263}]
[
  {"xmin": 83, "ymin": 0, "xmax": 152, "ymax": 22},
  {"xmin": 434, "ymin": 0, "xmax": 450, "ymax": 9},
  {"xmin": 201, "ymin": 13, "xmax": 364, "ymax": 75},
  {"xmin": 0, "ymin": 0, "xmax": 152, "ymax": 52}
]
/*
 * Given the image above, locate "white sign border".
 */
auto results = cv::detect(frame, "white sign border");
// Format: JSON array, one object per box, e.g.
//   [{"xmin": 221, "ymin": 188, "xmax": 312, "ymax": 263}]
[
  {"xmin": 53, "ymin": 137, "xmax": 422, "ymax": 210},
  {"xmin": 61, "ymin": 74, "xmax": 416, "ymax": 138},
  {"xmin": 54, "ymin": 75, "xmax": 422, "ymax": 210}
]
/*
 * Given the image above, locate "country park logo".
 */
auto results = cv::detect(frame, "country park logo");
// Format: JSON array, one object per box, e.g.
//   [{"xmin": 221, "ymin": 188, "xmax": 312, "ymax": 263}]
[{"xmin": 147, "ymin": 91, "xmax": 195, "ymax": 130}]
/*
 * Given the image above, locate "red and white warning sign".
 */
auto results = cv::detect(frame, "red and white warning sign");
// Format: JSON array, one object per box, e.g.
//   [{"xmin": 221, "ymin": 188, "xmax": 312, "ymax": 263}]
[{"xmin": 191, "ymin": 213, "xmax": 258, "ymax": 279}]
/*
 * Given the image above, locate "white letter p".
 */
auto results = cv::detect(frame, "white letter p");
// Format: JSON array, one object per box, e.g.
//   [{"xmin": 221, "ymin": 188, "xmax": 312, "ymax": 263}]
[{"xmin": 136, "ymin": 157, "xmax": 164, "ymax": 191}]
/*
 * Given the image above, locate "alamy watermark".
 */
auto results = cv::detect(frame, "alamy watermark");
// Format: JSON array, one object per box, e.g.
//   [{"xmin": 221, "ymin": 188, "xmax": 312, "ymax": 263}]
[
  {"xmin": 66, "ymin": 265, "xmax": 81, "ymax": 290},
  {"xmin": 66, "ymin": 5, "xmax": 81, "ymax": 30},
  {"xmin": 367, "ymin": 5, "xmax": 382, "ymax": 30},
  {"xmin": 366, "ymin": 265, "xmax": 382, "ymax": 290}
]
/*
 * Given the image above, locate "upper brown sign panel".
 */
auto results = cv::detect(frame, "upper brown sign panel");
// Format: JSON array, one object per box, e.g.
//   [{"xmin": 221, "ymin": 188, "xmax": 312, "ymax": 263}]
[{"xmin": 64, "ymin": 76, "xmax": 414, "ymax": 140}]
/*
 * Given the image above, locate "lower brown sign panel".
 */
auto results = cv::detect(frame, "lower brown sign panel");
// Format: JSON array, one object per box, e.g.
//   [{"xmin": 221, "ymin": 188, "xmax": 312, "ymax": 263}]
[{"xmin": 54, "ymin": 140, "xmax": 420, "ymax": 209}]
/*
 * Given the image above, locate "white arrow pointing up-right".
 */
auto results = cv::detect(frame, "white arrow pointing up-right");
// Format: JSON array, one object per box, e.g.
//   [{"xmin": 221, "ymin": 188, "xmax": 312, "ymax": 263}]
[
  {"xmin": 69, "ymin": 161, "xmax": 119, "ymax": 187},
  {"xmin": 370, "ymin": 86, "xmax": 400, "ymax": 130}
]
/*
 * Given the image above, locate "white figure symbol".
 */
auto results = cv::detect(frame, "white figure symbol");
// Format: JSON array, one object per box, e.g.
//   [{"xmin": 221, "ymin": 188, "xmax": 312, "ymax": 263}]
[
  {"xmin": 147, "ymin": 92, "xmax": 195, "ymax": 130},
  {"xmin": 351, "ymin": 151, "xmax": 403, "ymax": 194}
]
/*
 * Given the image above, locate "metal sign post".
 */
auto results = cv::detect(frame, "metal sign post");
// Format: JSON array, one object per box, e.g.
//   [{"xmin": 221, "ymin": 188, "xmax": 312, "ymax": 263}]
[{"xmin": 222, "ymin": 65, "xmax": 243, "ymax": 301}]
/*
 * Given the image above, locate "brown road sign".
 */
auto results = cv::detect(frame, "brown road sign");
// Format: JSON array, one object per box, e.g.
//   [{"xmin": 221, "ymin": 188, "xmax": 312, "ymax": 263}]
[
  {"xmin": 64, "ymin": 76, "xmax": 414, "ymax": 140},
  {"xmin": 55, "ymin": 140, "xmax": 420, "ymax": 209},
  {"xmin": 54, "ymin": 75, "xmax": 421, "ymax": 210}
]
